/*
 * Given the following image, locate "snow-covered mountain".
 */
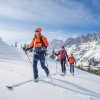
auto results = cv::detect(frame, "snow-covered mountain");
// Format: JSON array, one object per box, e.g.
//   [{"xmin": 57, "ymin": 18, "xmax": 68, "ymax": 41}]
[
  {"xmin": 48, "ymin": 39, "xmax": 64, "ymax": 50},
  {"xmin": 0, "ymin": 40, "xmax": 100, "ymax": 100},
  {"xmin": 66, "ymin": 41, "xmax": 100, "ymax": 67},
  {"xmin": 65, "ymin": 33, "xmax": 100, "ymax": 46},
  {"xmin": 49, "ymin": 33, "xmax": 100, "ymax": 50},
  {"xmin": 49, "ymin": 33, "xmax": 100, "ymax": 67}
]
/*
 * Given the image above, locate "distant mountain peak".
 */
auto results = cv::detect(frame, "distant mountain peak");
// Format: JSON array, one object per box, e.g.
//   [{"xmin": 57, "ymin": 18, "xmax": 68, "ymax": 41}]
[
  {"xmin": 65, "ymin": 33, "xmax": 100, "ymax": 46},
  {"xmin": 48, "ymin": 39, "xmax": 64, "ymax": 50}
]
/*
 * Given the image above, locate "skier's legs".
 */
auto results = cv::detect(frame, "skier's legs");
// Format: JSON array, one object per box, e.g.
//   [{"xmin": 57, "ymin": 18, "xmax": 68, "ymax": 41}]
[
  {"xmin": 70, "ymin": 64, "xmax": 72, "ymax": 73},
  {"xmin": 62, "ymin": 60, "xmax": 65, "ymax": 73},
  {"xmin": 63, "ymin": 59, "xmax": 66, "ymax": 73},
  {"xmin": 72, "ymin": 64, "xmax": 74, "ymax": 74},
  {"xmin": 61, "ymin": 59, "xmax": 63, "ymax": 73},
  {"xmin": 39, "ymin": 53, "xmax": 49, "ymax": 76},
  {"xmin": 33, "ymin": 54, "xmax": 39, "ymax": 79},
  {"xmin": 70, "ymin": 64, "xmax": 74, "ymax": 74}
]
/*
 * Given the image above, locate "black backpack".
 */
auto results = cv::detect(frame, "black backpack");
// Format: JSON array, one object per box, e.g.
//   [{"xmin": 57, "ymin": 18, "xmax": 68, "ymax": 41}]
[{"xmin": 40, "ymin": 36, "xmax": 46, "ymax": 47}]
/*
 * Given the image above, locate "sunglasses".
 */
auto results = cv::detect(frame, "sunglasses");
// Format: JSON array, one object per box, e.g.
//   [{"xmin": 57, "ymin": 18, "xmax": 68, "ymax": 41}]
[{"xmin": 35, "ymin": 30, "xmax": 40, "ymax": 32}]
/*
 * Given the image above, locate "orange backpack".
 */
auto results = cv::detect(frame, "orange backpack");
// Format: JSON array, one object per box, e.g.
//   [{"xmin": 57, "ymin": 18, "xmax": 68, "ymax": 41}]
[{"xmin": 68, "ymin": 56, "xmax": 75, "ymax": 64}]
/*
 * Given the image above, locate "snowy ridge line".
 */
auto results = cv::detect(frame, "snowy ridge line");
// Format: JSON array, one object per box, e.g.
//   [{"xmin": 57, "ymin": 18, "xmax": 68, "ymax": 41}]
[{"xmin": 6, "ymin": 71, "xmax": 61, "ymax": 89}]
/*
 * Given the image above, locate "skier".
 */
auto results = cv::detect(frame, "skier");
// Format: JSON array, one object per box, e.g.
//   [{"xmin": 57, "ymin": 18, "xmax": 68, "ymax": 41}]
[
  {"xmin": 50, "ymin": 50, "xmax": 55, "ymax": 59},
  {"xmin": 55, "ymin": 46, "xmax": 68, "ymax": 75},
  {"xmin": 25, "ymin": 28, "xmax": 49, "ymax": 82},
  {"xmin": 68, "ymin": 54, "xmax": 76, "ymax": 75}
]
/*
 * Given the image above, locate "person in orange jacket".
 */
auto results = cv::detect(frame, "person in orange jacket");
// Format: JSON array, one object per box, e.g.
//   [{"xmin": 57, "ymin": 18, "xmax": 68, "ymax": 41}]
[
  {"xmin": 68, "ymin": 54, "xmax": 76, "ymax": 75},
  {"xmin": 25, "ymin": 28, "xmax": 49, "ymax": 82}
]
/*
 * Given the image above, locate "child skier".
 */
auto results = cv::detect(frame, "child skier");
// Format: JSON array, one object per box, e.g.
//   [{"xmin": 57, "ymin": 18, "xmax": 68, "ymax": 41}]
[
  {"xmin": 55, "ymin": 46, "xmax": 68, "ymax": 75},
  {"xmin": 68, "ymin": 54, "xmax": 76, "ymax": 75},
  {"xmin": 25, "ymin": 28, "xmax": 49, "ymax": 82}
]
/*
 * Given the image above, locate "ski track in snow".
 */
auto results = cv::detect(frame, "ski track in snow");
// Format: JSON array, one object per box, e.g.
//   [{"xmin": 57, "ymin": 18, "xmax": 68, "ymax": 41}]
[{"xmin": 0, "ymin": 40, "xmax": 100, "ymax": 100}]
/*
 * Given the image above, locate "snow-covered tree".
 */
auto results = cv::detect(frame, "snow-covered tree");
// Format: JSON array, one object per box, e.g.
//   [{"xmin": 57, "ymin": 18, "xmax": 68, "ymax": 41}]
[
  {"xmin": 15, "ymin": 42, "xmax": 17, "ymax": 47},
  {"xmin": 0, "ymin": 37, "xmax": 2, "ymax": 41},
  {"xmin": 20, "ymin": 44, "xmax": 23, "ymax": 49}
]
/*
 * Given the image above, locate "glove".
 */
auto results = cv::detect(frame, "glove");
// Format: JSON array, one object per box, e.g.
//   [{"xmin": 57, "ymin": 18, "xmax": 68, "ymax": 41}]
[
  {"xmin": 44, "ymin": 51, "xmax": 47, "ymax": 56},
  {"xmin": 23, "ymin": 47, "xmax": 30, "ymax": 52},
  {"xmin": 42, "ymin": 46, "xmax": 47, "ymax": 51}
]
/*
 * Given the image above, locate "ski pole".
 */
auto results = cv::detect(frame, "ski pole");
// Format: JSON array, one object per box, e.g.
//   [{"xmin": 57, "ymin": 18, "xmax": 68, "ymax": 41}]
[
  {"xmin": 56, "ymin": 60, "xmax": 58, "ymax": 73},
  {"xmin": 66, "ymin": 62, "xmax": 68, "ymax": 74},
  {"xmin": 75, "ymin": 65, "xmax": 79, "ymax": 75},
  {"xmin": 25, "ymin": 51, "xmax": 32, "ymax": 66},
  {"xmin": 45, "ymin": 57, "xmax": 53, "ymax": 81},
  {"xmin": 74, "ymin": 61, "xmax": 79, "ymax": 75},
  {"xmin": 24, "ymin": 51, "xmax": 35, "ymax": 78}
]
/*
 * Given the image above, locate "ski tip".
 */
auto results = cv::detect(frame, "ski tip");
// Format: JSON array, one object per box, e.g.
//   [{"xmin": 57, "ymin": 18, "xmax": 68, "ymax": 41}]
[{"xmin": 6, "ymin": 86, "xmax": 13, "ymax": 90}]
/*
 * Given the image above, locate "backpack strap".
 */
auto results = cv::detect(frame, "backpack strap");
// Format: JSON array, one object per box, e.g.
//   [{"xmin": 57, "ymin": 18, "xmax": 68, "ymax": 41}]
[{"xmin": 40, "ymin": 36, "xmax": 45, "ymax": 47}]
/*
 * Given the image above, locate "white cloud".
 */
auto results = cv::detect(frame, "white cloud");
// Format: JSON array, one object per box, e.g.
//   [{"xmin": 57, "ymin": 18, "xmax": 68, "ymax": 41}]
[
  {"xmin": 0, "ymin": 0, "xmax": 99, "ymax": 45},
  {"xmin": 0, "ymin": 0, "xmax": 99, "ymax": 25},
  {"xmin": 0, "ymin": 29, "xmax": 32, "ymax": 43},
  {"xmin": 0, "ymin": 28, "xmax": 78, "ymax": 44},
  {"xmin": 72, "ymin": 34, "xmax": 78, "ymax": 38},
  {"xmin": 45, "ymin": 30, "xmax": 78, "ymax": 42}
]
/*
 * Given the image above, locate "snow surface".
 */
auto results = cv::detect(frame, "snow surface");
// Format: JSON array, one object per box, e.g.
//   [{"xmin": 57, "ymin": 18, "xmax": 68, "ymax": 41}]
[{"xmin": 0, "ymin": 40, "xmax": 100, "ymax": 100}]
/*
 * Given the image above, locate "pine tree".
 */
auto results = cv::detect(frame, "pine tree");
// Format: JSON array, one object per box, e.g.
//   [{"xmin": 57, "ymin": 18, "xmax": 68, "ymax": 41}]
[
  {"xmin": 50, "ymin": 50, "xmax": 55, "ymax": 59},
  {"xmin": 20, "ymin": 44, "xmax": 23, "ymax": 49},
  {"xmin": 23, "ymin": 43, "xmax": 27, "ymax": 48},
  {"xmin": 15, "ymin": 42, "xmax": 17, "ymax": 47},
  {"xmin": 0, "ymin": 37, "xmax": 2, "ymax": 41}
]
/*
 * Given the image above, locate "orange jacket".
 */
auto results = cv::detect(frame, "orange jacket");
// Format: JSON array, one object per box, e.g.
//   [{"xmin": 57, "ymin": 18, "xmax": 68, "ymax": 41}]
[
  {"xmin": 68, "ymin": 56, "xmax": 75, "ymax": 64},
  {"xmin": 29, "ymin": 35, "xmax": 48, "ymax": 48}
]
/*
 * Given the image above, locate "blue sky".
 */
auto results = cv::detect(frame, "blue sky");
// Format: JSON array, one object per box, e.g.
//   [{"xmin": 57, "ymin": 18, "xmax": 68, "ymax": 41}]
[{"xmin": 0, "ymin": 0, "xmax": 100, "ymax": 45}]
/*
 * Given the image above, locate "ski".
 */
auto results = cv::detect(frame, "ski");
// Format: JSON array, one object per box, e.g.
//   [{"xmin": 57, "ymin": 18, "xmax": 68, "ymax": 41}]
[
  {"xmin": 6, "ymin": 76, "xmax": 48, "ymax": 89},
  {"xmin": 6, "ymin": 79, "xmax": 33, "ymax": 89},
  {"xmin": 6, "ymin": 72, "xmax": 61, "ymax": 89}
]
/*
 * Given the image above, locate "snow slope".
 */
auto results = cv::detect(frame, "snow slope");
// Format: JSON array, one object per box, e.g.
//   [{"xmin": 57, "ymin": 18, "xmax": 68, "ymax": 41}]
[
  {"xmin": 65, "ymin": 41, "xmax": 100, "ymax": 67},
  {"xmin": 0, "ymin": 40, "xmax": 28, "ymax": 62},
  {"xmin": 0, "ymin": 40, "xmax": 100, "ymax": 100}
]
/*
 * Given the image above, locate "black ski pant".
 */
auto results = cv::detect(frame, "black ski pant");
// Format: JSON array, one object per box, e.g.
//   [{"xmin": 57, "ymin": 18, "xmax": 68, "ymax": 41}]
[{"xmin": 60, "ymin": 58, "xmax": 66, "ymax": 73}]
